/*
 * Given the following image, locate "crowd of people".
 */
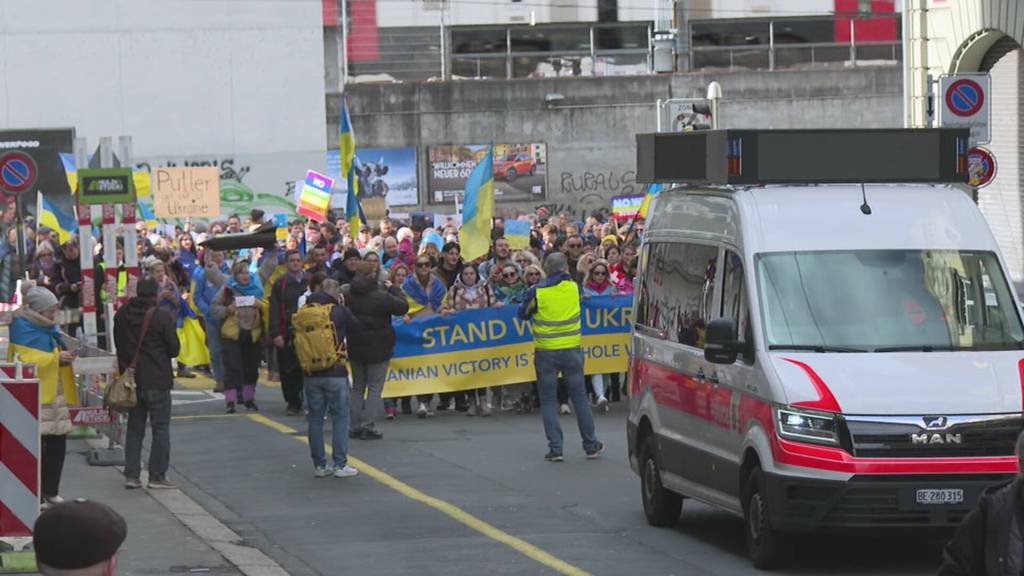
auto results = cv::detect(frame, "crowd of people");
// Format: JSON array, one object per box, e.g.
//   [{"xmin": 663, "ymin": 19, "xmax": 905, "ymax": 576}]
[{"xmin": 11, "ymin": 203, "xmax": 640, "ymax": 493}]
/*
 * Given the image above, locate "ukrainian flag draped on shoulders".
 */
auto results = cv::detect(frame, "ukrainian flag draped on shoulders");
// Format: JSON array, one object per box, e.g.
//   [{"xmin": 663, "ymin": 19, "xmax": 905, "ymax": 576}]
[
  {"xmin": 8, "ymin": 312, "xmax": 77, "ymax": 405},
  {"xmin": 459, "ymin": 147, "xmax": 495, "ymax": 262}
]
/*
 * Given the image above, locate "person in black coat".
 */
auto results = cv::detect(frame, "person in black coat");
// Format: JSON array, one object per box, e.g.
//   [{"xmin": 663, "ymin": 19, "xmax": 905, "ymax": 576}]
[
  {"xmin": 113, "ymin": 276, "xmax": 181, "ymax": 490},
  {"xmin": 269, "ymin": 250, "xmax": 308, "ymax": 415},
  {"xmin": 343, "ymin": 262, "xmax": 408, "ymax": 438},
  {"xmin": 939, "ymin": 431, "xmax": 1024, "ymax": 576}
]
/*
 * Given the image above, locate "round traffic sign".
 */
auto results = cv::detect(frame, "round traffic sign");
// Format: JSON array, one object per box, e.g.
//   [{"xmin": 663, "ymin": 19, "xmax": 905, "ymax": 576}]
[
  {"xmin": 0, "ymin": 151, "xmax": 38, "ymax": 195},
  {"xmin": 945, "ymin": 78, "xmax": 985, "ymax": 117},
  {"xmin": 967, "ymin": 146, "xmax": 996, "ymax": 188}
]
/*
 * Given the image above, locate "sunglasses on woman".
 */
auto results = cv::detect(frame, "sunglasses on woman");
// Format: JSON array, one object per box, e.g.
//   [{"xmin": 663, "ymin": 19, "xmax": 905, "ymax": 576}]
[
  {"xmin": 502, "ymin": 272, "xmax": 518, "ymax": 279},
  {"xmin": 416, "ymin": 262, "xmax": 431, "ymax": 268},
  {"xmin": 592, "ymin": 269, "xmax": 608, "ymax": 276}
]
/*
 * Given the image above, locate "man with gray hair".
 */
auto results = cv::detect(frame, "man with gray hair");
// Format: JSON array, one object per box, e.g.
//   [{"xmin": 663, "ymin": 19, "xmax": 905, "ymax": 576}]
[
  {"xmin": 518, "ymin": 252, "xmax": 603, "ymax": 462},
  {"xmin": 939, "ymin": 430, "xmax": 1024, "ymax": 575}
]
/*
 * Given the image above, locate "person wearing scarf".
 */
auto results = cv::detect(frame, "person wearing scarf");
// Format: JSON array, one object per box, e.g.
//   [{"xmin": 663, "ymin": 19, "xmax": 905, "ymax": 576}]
[
  {"xmin": 9, "ymin": 282, "xmax": 77, "ymax": 508},
  {"xmin": 582, "ymin": 259, "xmax": 617, "ymax": 411},
  {"xmin": 177, "ymin": 234, "xmax": 198, "ymax": 276},
  {"xmin": 211, "ymin": 260, "xmax": 265, "ymax": 413},
  {"xmin": 493, "ymin": 263, "xmax": 527, "ymax": 305},
  {"xmin": 30, "ymin": 240, "xmax": 61, "ymax": 297},
  {"xmin": 440, "ymin": 264, "xmax": 497, "ymax": 416}
]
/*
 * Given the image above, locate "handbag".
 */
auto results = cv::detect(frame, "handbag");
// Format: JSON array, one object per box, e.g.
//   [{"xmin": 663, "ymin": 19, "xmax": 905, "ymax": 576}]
[{"xmin": 104, "ymin": 307, "xmax": 155, "ymax": 413}]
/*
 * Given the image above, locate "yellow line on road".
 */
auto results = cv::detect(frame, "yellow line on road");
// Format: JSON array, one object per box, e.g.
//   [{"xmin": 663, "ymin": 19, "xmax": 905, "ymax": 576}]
[
  {"xmin": 244, "ymin": 413, "xmax": 591, "ymax": 576},
  {"xmin": 172, "ymin": 413, "xmax": 246, "ymax": 421}
]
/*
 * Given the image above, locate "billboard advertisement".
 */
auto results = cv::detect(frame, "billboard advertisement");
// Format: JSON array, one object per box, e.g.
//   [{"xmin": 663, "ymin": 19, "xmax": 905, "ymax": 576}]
[
  {"xmin": 327, "ymin": 146, "xmax": 419, "ymax": 207},
  {"xmin": 427, "ymin": 143, "xmax": 547, "ymax": 204}
]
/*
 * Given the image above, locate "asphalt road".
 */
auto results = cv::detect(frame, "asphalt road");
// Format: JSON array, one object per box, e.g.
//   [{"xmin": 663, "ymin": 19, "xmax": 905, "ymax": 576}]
[{"xmin": 165, "ymin": 385, "xmax": 944, "ymax": 576}]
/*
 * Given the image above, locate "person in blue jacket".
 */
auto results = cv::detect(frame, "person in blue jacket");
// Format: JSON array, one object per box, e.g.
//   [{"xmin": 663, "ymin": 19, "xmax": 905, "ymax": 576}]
[{"xmin": 191, "ymin": 248, "xmax": 230, "ymax": 391}]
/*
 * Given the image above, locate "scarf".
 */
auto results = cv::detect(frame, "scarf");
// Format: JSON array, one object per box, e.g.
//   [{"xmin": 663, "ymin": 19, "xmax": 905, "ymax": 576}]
[
  {"xmin": 228, "ymin": 276, "xmax": 264, "ymax": 299},
  {"xmin": 586, "ymin": 279, "xmax": 612, "ymax": 294}
]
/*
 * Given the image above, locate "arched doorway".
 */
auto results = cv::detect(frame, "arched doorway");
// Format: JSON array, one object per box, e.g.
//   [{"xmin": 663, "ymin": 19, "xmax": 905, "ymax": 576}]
[{"xmin": 951, "ymin": 32, "xmax": 1024, "ymax": 278}]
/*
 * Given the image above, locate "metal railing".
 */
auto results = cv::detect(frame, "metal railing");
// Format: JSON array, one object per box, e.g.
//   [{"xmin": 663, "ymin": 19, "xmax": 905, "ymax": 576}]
[{"xmin": 690, "ymin": 13, "xmax": 902, "ymax": 72}]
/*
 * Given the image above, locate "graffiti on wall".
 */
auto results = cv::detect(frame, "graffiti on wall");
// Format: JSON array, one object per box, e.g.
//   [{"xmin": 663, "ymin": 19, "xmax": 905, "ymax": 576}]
[{"xmin": 559, "ymin": 170, "xmax": 638, "ymax": 197}]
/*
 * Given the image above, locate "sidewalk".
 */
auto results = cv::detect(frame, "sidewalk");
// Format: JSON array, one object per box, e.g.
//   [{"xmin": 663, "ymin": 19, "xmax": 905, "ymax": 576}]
[{"xmin": 61, "ymin": 438, "xmax": 240, "ymax": 576}]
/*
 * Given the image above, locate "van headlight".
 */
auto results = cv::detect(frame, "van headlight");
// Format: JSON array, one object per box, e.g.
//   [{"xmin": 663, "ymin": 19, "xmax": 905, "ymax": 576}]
[{"xmin": 776, "ymin": 406, "xmax": 839, "ymax": 446}]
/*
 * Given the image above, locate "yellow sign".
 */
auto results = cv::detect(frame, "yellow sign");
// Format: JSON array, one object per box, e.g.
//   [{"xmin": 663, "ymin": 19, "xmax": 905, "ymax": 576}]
[{"xmin": 153, "ymin": 167, "xmax": 221, "ymax": 219}]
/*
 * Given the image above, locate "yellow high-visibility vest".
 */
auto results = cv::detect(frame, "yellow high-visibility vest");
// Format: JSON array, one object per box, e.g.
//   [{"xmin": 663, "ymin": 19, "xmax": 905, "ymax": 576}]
[{"xmin": 532, "ymin": 279, "xmax": 582, "ymax": 350}]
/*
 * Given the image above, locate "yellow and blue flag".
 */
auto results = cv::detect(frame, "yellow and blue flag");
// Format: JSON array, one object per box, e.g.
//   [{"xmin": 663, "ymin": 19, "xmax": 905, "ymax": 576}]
[
  {"xmin": 8, "ymin": 318, "xmax": 77, "ymax": 405},
  {"xmin": 637, "ymin": 183, "xmax": 662, "ymax": 219},
  {"xmin": 37, "ymin": 192, "xmax": 77, "ymax": 244},
  {"xmin": 137, "ymin": 199, "xmax": 159, "ymax": 229},
  {"xmin": 340, "ymin": 99, "xmax": 363, "ymax": 233},
  {"xmin": 459, "ymin": 147, "xmax": 495, "ymax": 262}
]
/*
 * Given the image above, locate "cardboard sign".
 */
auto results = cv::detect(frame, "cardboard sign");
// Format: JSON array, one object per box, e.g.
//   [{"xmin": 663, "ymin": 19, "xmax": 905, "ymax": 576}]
[
  {"xmin": 153, "ymin": 167, "xmax": 221, "ymax": 218},
  {"xmin": 362, "ymin": 196, "xmax": 387, "ymax": 224}
]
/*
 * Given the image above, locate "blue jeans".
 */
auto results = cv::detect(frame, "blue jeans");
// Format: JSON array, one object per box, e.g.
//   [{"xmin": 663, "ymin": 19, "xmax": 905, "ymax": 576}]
[
  {"xmin": 205, "ymin": 318, "xmax": 224, "ymax": 383},
  {"xmin": 535, "ymin": 348, "xmax": 599, "ymax": 454},
  {"xmin": 305, "ymin": 376, "xmax": 350, "ymax": 469}
]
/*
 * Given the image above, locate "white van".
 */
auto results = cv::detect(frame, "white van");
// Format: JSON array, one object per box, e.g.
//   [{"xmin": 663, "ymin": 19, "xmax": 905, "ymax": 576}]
[{"xmin": 627, "ymin": 129, "xmax": 1022, "ymax": 569}]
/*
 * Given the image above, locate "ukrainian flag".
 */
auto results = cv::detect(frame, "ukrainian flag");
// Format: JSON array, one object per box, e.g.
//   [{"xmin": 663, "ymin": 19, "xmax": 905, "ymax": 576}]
[
  {"xmin": 138, "ymin": 199, "xmax": 159, "ymax": 229},
  {"xmin": 459, "ymin": 147, "xmax": 495, "ymax": 262},
  {"xmin": 637, "ymin": 183, "xmax": 663, "ymax": 219},
  {"xmin": 340, "ymin": 99, "xmax": 363, "ymax": 233},
  {"xmin": 8, "ymin": 317, "xmax": 77, "ymax": 405},
  {"xmin": 37, "ymin": 192, "xmax": 77, "ymax": 244}
]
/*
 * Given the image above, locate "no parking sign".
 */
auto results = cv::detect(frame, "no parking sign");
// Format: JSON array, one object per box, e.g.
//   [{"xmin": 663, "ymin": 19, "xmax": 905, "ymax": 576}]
[
  {"xmin": 0, "ymin": 151, "xmax": 38, "ymax": 195},
  {"xmin": 939, "ymin": 74, "xmax": 991, "ymax": 144}
]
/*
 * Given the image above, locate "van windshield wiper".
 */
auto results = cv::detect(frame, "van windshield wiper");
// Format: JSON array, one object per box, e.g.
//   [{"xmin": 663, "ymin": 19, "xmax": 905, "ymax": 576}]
[{"xmin": 768, "ymin": 344, "xmax": 869, "ymax": 353}]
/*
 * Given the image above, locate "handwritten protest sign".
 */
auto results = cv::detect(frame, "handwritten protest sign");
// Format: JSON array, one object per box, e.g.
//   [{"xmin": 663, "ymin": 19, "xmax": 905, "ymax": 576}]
[
  {"xmin": 153, "ymin": 167, "xmax": 221, "ymax": 218},
  {"xmin": 382, "ymin": 295, "xmax": 632, "ymax": 397}
]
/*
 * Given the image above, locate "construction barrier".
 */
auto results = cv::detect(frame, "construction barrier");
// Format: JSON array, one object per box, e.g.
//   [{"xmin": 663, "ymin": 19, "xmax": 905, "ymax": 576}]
[{"xmin": 0, "ymin": 363, "xmax": 39, "ymax": 538}]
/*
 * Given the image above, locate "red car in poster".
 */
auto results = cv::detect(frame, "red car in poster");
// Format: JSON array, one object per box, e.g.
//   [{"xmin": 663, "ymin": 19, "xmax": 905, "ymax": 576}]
[{"xmin": 494, "ymin": 153, "xmax": 536, "ymax": 182}]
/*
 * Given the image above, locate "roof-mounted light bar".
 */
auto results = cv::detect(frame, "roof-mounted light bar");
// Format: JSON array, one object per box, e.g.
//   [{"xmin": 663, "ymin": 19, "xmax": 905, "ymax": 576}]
[{"xmin": 636, "ymin": 128, "xmax": 971, "ymax": 186}]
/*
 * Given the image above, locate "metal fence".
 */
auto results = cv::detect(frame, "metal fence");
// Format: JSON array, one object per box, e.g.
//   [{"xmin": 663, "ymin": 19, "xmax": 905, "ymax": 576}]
[
  {"xmin": 337, "ymin": 13, "xmax": 903, "ymax": 84},
  {"xmin": 690, "ymin": 14, "xmax": 902, "ymax": 71}
]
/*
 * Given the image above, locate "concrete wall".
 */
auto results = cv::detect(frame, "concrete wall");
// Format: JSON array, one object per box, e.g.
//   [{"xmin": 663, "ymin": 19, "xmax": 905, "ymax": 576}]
[
  {"xmin": 0, "ymin": 0, "xmax": 326, "ymax": 217},
  {"xmin": 334, "ymin": 66, "xmax": 902, "ymax": 218}
]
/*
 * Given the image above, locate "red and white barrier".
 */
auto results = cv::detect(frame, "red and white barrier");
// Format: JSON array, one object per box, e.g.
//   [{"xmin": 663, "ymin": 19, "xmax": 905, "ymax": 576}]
[{"xmin": 0, "ymin": 363, "xmax": 39, "ymax": 537}]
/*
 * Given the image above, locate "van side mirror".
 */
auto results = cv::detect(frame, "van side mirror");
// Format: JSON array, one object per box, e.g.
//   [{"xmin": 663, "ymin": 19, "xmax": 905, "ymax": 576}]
[{"xmin": 705, "ymin": 317, "xmax": 739, "ymax": 365}]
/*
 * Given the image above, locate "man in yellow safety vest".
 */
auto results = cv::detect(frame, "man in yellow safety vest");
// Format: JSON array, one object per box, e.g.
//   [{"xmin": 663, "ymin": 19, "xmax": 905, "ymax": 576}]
[{"xmin": 518, "ymin": 252, "xmax": 603, "ymax": 462}]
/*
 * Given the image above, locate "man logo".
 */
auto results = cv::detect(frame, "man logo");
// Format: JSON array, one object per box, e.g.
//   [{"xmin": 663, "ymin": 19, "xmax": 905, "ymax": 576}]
[
  {"xmin": 911, "ymin": 433, "xmax": 963, "ymax": 445},
  {"xmin": 924, "ymin": 416, "xmax": 948, "ymax": 429}
]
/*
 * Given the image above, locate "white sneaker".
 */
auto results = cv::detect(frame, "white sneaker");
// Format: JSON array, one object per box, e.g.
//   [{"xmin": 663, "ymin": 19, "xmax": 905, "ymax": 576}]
[
  {"xmin": 314, "ymin": 466, "xmax": 334, "ymax": 478},
  {"xmin": 334, "ymin": 465, "xmax": 359, "ymax": 478},
  {"xmin": 597, "ymin": 397, "xmax": 609, "ymax": 412},
  {"xmin": 417, "ymin": 403, "xmax": 429, "ymax": 418},
  {"xmin": 560, "ymin": 403, "xmax": 572, "ymax": 415}
]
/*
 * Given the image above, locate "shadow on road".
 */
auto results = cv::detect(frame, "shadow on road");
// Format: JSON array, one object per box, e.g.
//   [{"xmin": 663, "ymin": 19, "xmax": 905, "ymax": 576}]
[{"xmin": 672, "ymin": 505, "xmax": 943, "ymax": 574}]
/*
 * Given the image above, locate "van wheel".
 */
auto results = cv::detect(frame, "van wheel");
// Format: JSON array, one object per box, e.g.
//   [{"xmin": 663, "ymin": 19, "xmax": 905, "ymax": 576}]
[
  {"xmin": 742, "ymin": 467, "xmax": 793, "ymax": 570},
  {"xmin": 639, "ymin": 436, "xmax": 682, "ymax": 526}
]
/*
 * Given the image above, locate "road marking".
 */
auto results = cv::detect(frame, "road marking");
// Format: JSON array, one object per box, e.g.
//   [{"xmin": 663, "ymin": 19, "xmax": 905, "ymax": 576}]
[
  {"xmin": 172, "ymin": 413, "xmax": 246, "ymax": 421},
  {"xmin": 244, "ymin": 413, "xmax": 592, "ymax": 576}
]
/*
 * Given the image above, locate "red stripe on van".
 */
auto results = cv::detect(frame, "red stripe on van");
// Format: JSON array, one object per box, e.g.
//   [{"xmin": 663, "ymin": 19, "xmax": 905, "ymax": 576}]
[
  {"xmin": 1018, "ymin": 358, "xmax": 1024, "ymax": 411},
  {"xmin": 781, "ymin": 358, "xmax": 842, "ymax": 413},
  {"xmin": 636, "ymin": 358, "xmax": 1017, "ymax": 475},
  {"xmin": 773, "ymin": 436, "xmax": 1019, "ymax": 475}
]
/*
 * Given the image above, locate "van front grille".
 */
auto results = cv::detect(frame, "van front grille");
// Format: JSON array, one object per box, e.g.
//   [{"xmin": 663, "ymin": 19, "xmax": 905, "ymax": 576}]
[{"xmin": 844, "ymin": 414, "xmax": 1022, "ymax": 458}]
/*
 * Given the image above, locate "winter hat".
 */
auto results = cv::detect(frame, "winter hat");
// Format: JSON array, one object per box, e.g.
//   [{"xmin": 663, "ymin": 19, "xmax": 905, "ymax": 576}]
[
  {"xmin": 343, "ymin": 248, "xmax": 361, "ymax": 262},
  {"xmin": 34, "ymin": 499, "xmax": 127, "ymax": 570},
  {"xmin": 137, "ymin": 276, "xmax": 159, "ymax": 298},
  {"xmin": 22, "ymin": 281, "xmax": 58, "ymax": 313}
]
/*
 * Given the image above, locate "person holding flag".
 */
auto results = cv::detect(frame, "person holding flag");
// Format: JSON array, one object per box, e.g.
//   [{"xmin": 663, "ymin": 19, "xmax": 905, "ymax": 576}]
[{"xmin": 339, "ymin": 98, "xmax": 365, "ymax": 237}]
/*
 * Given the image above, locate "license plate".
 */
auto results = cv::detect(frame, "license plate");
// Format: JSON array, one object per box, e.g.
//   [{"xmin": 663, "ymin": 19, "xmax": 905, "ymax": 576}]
[{"xmin": 916, "ymin": 489, "xmax": 964, "ymax": 505}]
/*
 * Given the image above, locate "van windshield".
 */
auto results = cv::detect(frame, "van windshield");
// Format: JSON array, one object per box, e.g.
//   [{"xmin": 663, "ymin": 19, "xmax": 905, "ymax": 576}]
[{"xmin": 757, "ymin": 250, "xmax": 1024, "ymax": 352}]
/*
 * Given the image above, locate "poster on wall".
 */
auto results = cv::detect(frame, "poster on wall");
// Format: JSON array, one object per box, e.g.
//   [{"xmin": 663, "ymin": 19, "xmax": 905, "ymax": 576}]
[
  {"xmin": 327, "ymin": 147, "xmax": 418, "ymax": 207},
  {"xmin": 427, "ymin": 143, "xmax": 547, "ymax": 205}
]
